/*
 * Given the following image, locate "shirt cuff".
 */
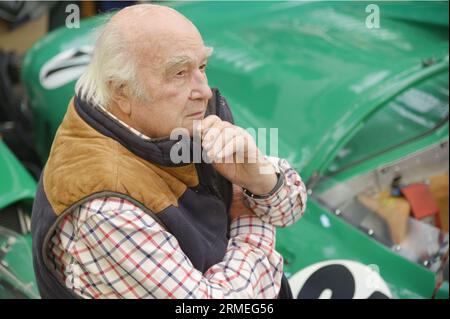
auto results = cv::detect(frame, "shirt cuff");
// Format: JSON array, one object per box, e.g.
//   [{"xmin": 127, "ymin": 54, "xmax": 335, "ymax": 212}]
[
  {"xmin": 229, "ymin": 215, "xmax": 276, "ymax": 247},
  {"xmin": 243, "ymin": 157, "xmax": 287, "ymax": 207},
  {"xmin": 242, "ymin": 157, "xmax": 308, "ymax": 227}
]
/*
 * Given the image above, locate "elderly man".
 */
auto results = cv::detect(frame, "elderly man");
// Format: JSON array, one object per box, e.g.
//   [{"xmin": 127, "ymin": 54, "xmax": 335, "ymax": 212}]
[{"xmin": 31, "ymin": 4, "xmax": 307, "ymax": 299}]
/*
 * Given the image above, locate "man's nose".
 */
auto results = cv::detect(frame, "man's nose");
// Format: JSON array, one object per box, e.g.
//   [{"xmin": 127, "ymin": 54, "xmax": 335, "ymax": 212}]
[{"xmin": 190, "ymin": 70, "xmax": 212, "ymax": 100}]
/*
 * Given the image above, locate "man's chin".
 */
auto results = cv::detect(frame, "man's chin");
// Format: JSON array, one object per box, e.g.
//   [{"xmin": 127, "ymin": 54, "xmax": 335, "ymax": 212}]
[{"xmin": 185, "ymin": 118, "xmax": 203, "ymax": 134}]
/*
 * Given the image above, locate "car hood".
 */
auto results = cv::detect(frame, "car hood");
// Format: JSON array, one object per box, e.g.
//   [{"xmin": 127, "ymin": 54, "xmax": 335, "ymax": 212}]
[{"xmin": 183, "ymin": 1, "xmax": 449, "ymax": 180}]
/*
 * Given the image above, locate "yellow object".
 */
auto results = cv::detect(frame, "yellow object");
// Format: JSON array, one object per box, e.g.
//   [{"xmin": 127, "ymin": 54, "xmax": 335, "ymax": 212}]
[{"xmin": 358, "ymin": 191, "xmax": 410, "ymax": 245}]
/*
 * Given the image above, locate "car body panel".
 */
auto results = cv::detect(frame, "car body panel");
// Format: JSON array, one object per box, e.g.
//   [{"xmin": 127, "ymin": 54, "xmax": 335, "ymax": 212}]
[
  {"xmin": 177, "ymin": 1, "xmax": 449, "ymax": 180},
  {"xmin": 0, "ymin": 141, "xmax": 38, "ymax": 298},
  {"xmin": 0, "ymin": 140, "xmax": 36, "ymax": 209},
  {"xmin": 277, "ymin": 199, "xmax": 437, "ymax": 299}
]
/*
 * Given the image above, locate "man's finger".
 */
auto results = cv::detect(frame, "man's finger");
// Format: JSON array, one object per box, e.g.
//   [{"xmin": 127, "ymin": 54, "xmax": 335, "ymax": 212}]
[
  {"xmin": 216, "ymin": 130, "xmax": 248, "ymax": 161},
  {"xmin": 200, "ymin": 115, "xmax": 222, "ymax": 136},
  {"xmin": 202, "ymin": 121, "xmax": 233, "ymax": 151}
]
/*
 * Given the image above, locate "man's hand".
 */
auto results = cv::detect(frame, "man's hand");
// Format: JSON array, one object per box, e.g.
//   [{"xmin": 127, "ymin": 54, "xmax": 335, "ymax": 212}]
[
  {"xmin": 196, "ymin": 115, "xmax": 277, "ymax": 195},
  {"xmin": 229, "ymin": 184, "xmax": 254, "ymax": 220}
]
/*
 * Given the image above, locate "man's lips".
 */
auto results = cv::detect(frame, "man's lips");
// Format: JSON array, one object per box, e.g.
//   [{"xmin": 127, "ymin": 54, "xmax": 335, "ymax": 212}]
[{"xmin": 187, "ymin": 111, "xmax": 205, "ymax": 118}]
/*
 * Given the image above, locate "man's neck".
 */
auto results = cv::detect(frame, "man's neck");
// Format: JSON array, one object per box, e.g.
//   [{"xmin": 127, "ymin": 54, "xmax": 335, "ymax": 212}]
[{"xmin": 100, "ymin": 103, "xmax": 153, "ymax": 141}]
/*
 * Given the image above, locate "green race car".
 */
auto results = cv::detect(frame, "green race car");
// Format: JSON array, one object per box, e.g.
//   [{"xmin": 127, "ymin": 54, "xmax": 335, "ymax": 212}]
[{"xmin": 1, "ymin": 1, "xmax": 448, "ymax": 299}]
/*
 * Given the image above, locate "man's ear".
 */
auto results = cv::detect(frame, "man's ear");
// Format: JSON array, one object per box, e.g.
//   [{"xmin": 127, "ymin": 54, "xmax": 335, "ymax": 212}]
[{"xmin": 110, "ymin": 81, "xmax": 132, "ymax": 115}]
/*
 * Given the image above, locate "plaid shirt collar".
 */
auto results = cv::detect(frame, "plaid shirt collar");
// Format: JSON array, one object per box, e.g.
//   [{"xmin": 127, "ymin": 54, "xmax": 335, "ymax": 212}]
[{"xmin": 96, "ymin": 105, "xmax": 152, "ymax": 141}]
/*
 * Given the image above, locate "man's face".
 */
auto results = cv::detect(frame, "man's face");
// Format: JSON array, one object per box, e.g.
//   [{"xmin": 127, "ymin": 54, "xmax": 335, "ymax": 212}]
[{"xmin": 127, "ymin": 22, "xmax": 213, "ymax": 138}]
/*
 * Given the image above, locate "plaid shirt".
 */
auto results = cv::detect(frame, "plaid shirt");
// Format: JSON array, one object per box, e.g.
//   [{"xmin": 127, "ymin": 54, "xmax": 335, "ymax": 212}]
[{"xmin": 48, "ymin": 109, "xmax": 307, "ymax": 299}]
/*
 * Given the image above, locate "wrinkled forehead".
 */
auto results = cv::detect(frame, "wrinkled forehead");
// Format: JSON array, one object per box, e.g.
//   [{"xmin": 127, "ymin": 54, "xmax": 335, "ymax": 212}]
[
  {"xmin": 166, "ymin": 46, "xmax": 213, "ymax": 64},
  {"xmin": 109, "ymin": 6, "xmax": 210, "ymax": 72}
]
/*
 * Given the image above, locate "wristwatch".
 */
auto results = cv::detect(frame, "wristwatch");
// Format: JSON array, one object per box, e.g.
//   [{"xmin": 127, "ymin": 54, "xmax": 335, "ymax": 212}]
[{"xmin": 242, "ymin": 165, "xmax": 284, "ymax": 199}]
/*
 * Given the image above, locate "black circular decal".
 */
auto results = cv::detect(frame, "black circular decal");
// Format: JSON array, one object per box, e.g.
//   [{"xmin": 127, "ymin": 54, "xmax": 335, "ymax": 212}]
[{"xmin": 297, "ymin": 264, "xmax": 356, "ymax": 299}]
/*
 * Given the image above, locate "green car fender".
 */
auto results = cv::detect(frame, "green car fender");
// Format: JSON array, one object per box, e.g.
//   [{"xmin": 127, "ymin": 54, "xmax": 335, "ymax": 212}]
[{"xmin": 0, "ymin": 140, "xmax": 39, "ymax": 298}]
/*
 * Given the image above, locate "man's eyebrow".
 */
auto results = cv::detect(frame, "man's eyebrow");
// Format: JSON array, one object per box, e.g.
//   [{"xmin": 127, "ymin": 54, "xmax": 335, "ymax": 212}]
[
  {"xmin": 164, "ymin": 47, "xmax": 214, "ymax": 75},
  {"xmin": 165, "ymin": 55, "xmax": 194, "ymax": 75}
]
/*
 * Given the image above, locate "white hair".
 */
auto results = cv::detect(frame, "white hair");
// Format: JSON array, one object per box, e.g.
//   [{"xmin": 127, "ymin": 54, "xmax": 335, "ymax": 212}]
[{"xmin": 75, "ymin": 17, "xmax": 148, "ymax": 108}]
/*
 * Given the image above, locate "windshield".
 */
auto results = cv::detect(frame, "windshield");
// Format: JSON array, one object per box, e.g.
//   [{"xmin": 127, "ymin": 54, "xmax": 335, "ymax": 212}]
[{"xmin": 326, "ymin": 71, "xmax": 449, "ymax": 175}]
